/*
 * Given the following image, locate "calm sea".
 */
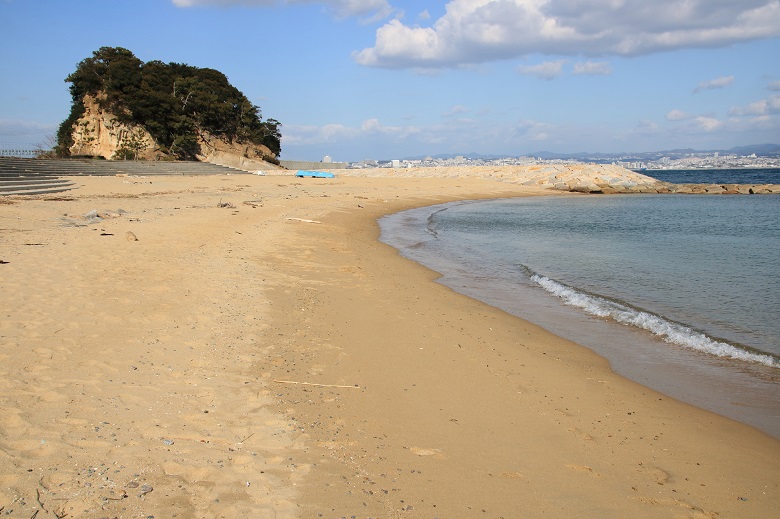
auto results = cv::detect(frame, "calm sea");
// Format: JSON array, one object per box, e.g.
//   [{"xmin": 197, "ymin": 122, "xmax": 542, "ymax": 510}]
[
  {"xmin": 379, "ymin": 168, "xmax": 780, "ymax": 438},
  {"xmin": 645, "ymin": 167, "xmax": 780, "ymax": 184}
]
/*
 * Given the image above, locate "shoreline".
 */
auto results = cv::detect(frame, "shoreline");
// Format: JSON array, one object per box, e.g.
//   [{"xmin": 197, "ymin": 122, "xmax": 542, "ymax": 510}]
[
  {"xmin": 379, "ymin": 197, "xmax": 780, "ymax": 440},
  {"xmin": 1, "ymin": 173, "xmax": 778, "ymax": 518},
  {"xmin": 263, "ymin": 180, "xmax": 780, "ymax": 518}
]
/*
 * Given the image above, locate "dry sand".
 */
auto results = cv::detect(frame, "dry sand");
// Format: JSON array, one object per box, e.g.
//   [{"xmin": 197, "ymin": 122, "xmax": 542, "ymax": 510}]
[{"xmin": 1, "ymin": 172, "xmax": 778, "ymax": 519}]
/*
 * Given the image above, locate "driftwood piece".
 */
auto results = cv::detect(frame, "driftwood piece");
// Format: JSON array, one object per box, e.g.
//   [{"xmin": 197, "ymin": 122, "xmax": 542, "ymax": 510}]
[
  {"xmin": 286, "ymin": 217, "xmax": 321, "ymax": 224},
  {"xmin": 273, "ymin": 379, "xmax": 360, "ymax": 389}
]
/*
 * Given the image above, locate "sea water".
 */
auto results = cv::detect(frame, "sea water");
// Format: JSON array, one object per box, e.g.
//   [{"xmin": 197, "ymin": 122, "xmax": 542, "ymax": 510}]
[
  {"xmin": 379, "ymin": 169, "xmax": 780, "ymax": 438},
  {"xmin": 647, "ymin": 167, "xmax": 779, "ymax": 185}
]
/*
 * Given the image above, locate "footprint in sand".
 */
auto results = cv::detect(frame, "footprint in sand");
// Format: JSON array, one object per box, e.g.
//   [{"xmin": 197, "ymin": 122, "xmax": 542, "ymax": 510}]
[
  {"xmin": 638, "ymin": 465, "xmax": 671, "ymax": 485},
  {"xmin": 568, "ymin": 426, "xmax": 595, "ymax": 441},
  {"xmin": 566, "ymin": 464, "xmax": 604, "ymax": 478},
  {"xmin": 410, "ymin": 447, "xmax": 444, "ymax": 458}
]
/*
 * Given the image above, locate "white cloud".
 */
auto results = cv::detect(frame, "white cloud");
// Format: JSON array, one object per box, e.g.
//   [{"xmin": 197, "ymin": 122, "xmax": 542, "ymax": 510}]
[
  {"xmin": 284, "ymin": 118, "xmax": 420, "ymax": 147},
  {"xmin": 360, "ymin": 118, "xmax": 421, "ymax": 138},
  {"xmin": 172, "ymin": 0, "xmax": 393, "ymax": 21},
  {"xmin": 665, "ymin": 109, "xmax": 724, "ymax": 132},
  {"xmin": 572, "ymin": 61, "xmax": 612, "ymax": 76},
  {"xmin": 282, "ymin": 115, "xmax": 565, "ymax": 159},
  {"xmin": 768, "ymin": 80, "xmax": 780, "ymax": 91},
  {"xmin": 729, "ymin": 94, "xmax": 780, "ymax": 116},
  {"xmin": 634, "ymin": 120, "xmax": 659, "ymax": 134},
  {"xmin": 518, "ymin": 60, "xmax": 565, "ymax": 80},
  {"xmin": 354, "ymin": 0, "xmax": 780, "ymax": 68},
  {"xmin": 0, "ymin": 118, "xmax": 56, "ymax": 132},
  {"xmin": 360, "ymin": 118, "xmax": 382, "ymax": 133},
  {"xmin": 513, "ymin": 119, "xmax": 554, "ymax": 142},
  {"xmin": 173, "ymin": 0, "xmax": 269, "ymax": 6},
  {"xmin": 326, "ymin": 0, "xmax": 393, "ymax": 23},
  {"xmin": 281, "ymin": 123, "xmax": 357, "ymax": 145},
  {"xmin": 694, "ymin": 116, "xmax": 723, "ymax": 132},
  {"xmin": 693, "ymin": 75, "xmax": 735, "ymax": 93},
  {"xmin": 443, "ymin": 105, "xmax": 469, "ymax": 117},
  {"xmin": 659, "ymin": 92, "xmax": 780, "ymax": 143},
  {"xmin": 666, "ymin": 109, "xmax": 693, "ymax": 121},
  {"xmin": 0, "ymin": 119, "xmax": 58, "ymax": 150}
]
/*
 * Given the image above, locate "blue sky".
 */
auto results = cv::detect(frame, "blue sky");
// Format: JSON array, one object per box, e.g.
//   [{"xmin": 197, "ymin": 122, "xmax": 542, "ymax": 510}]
[{"xmin": 1, "ymin": 0, "xmax": 779, "ymax": 162}]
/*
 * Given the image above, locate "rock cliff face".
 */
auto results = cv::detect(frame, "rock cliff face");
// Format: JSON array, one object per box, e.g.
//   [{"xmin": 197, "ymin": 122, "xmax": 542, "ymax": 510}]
[
  {"xmin": 196, "ymin": 131, "xmax": 279, "ymax": 172},
  {"xmin": 67, "ymin": 94, "xmax": 279, "ymax": 169},
  {"xmin": 68, "ymin": 95, "xmax": 159, "ymax": 160}
]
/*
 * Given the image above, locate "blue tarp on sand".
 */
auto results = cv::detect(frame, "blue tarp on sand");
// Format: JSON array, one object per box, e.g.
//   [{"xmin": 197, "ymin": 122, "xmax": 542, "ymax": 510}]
[{"xmin": 295, "ymin": 170, "xmax": 335, "ymax": 178}]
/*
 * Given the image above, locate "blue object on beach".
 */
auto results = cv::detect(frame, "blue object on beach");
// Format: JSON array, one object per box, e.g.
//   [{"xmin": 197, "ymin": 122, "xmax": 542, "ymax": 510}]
[{"xmin": 296, "ymin": 170, "xmax": 335, "ymax": 178}]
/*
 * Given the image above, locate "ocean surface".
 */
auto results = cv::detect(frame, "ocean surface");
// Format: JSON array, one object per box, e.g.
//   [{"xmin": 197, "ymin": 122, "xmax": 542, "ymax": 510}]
[
  {"xmin": 379, "ymin": 168, "xmax": 780, "ymax": 438},
  {"xmin": 644, "ymin": 167, "xmax": 780, "ymax": 185}
]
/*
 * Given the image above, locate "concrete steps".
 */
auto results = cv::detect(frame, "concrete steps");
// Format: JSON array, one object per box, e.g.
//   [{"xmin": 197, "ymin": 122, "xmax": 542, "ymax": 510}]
[
  {"xmin": 0, "ymin": 179, "xmax": 77, "ymax": 195},
  {"xmin": 0, "ymin": 185, "xmax": 78, "ymax": 196},
  {"xmin": 0, "ymin": 157, "xmax": 250, "ymax": 195}
]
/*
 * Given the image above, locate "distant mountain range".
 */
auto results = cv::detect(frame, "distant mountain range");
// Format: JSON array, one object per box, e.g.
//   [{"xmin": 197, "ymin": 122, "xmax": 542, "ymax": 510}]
[{"xmin": 403, "ymin": 144, "xmax": 780, "ymax": 162}]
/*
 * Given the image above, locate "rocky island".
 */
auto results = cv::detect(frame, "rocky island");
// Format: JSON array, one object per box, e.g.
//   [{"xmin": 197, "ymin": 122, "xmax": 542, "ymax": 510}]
[{"xmin": 56, "ymin": 46, "xmax": 282, "ymax": 172}]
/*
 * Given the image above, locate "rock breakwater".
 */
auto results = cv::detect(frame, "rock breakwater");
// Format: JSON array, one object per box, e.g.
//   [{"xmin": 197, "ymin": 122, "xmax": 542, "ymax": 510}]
[{"xmin": 655, "ymin": 183, "xmax": 780, "ymax": 195}]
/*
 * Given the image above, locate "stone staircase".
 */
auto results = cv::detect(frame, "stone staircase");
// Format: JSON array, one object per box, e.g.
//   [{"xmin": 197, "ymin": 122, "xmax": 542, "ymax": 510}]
[
  {"xmin": 0, "ymin": 176, "xmax": 77, "ymax": 196},
  {"xmin": 0, "ymin": 157, "xmax": 250, "ymax": 196}
]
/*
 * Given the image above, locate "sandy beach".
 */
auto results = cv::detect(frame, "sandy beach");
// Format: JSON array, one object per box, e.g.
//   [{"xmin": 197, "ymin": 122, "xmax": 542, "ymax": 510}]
[{"xmin": 1, "ymin": 172, "xmax": 779, "ymax": 518}]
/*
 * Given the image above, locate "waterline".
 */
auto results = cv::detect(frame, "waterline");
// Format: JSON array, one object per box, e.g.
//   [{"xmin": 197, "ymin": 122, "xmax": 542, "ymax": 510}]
[
  {"xmin": 528, "ymin": 270, "xmax": 779, "ymax": 368},
  {"xmin": 379, "ymin": 194, "xmax": 780, "ymax": 438}
]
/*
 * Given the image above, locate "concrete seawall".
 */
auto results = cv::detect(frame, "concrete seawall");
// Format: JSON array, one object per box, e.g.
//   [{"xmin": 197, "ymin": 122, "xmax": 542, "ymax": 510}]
[{"xmin": 280, "ymin": 160, "xmax": 348, "ymax": 170}]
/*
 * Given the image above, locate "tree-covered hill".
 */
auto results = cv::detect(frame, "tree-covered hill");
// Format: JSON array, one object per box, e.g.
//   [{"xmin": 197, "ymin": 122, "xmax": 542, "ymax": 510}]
[{"xmin": 57, "ymin": 47, "xmax": 281, "ymax": 161}]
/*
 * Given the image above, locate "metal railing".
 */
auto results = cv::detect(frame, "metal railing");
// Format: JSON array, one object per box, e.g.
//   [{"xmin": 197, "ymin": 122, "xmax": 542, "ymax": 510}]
[{"xmin": 0, "ymin": 149, "xmax": 41, "ymax": 157}]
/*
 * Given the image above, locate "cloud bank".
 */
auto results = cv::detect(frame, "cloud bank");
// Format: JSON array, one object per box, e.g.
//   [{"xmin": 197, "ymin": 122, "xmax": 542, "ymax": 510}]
[
  {"xmin": 694, "ymin": 76, "xmax": 735, "ymax": 93},
  {"xmin": 518, "ymin": 60, "xmax": 566, "ymax": 80},
  {"xmin": 573, "ymin": 61, "xmax": 612, "ymax": 76},
  {"xmin": 354, "ymin": 0, "xmax": 780, "ymax": 69},
  {"xmin": 172, "ymin": 0, "xmax": 393, "ymax": 20},
  {"xmin": 729, "ymin": 94, "xmax": 780, "ymax": 116}
]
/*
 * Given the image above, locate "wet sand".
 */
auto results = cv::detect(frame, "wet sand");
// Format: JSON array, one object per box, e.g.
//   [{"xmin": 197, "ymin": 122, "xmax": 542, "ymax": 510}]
[{"xmin": 1, "ymin": 172, "xmax": 778, "ymax": 518}]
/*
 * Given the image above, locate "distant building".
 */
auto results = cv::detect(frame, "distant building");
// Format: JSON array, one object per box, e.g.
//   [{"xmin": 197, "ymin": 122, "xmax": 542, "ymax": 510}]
[{"xmin": 322, "ymin": 155, "xmax": 332, "ymax": 163}]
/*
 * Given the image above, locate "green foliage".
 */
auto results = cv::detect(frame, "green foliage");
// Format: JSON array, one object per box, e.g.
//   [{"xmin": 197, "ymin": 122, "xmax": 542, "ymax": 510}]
[
  {"xmin": 56, "ymin": 100, "xmax": 84, "ymax": 156},
  {"xmin": 113, "ymin": 128, "xmax": 148, "ymax": 160},
  {"xmin": 260, "ymin": 118, "xmax": 282, "ymax": 157},
  {"xmin": 57, "ymin": 47, "xmax": 282, "ymax": 160}
]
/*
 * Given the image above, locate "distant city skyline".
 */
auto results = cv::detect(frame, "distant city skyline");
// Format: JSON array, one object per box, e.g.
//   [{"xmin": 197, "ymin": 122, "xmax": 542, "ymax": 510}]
[
  {"xmin": 2, "ymin": 1, "xmax": 779, "ymax": 162},
  {"xmin": 344, "ymin": 144, "xmax": 780, "ymax": 170}
]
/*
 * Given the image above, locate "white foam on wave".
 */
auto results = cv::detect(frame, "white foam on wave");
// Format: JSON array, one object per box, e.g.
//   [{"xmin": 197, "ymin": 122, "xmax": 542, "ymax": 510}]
[{"xmin": 530, "ymin": 273, "xmax": 779, "ymax": 368}]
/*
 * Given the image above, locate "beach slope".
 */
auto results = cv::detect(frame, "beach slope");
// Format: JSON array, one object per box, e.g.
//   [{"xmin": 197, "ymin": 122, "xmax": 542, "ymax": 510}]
[{"xmin": 0, "ymin": 173, "xmax": 777, "ymax": 518}]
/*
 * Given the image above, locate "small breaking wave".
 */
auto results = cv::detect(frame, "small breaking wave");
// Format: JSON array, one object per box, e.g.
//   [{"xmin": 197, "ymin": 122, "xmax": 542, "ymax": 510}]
[
  {"xmin": 425, "ymin": 208, "xmax": 448, "ymax": 238},
  {"xmin": 529, "ymin": 271, "xmax": 779, "ymax": 368}
]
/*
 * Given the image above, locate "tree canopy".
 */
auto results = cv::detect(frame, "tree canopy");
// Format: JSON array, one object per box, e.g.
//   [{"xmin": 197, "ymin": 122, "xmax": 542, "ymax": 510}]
[{"xmin": 57, "ymin": 47, "xmax": 281, "ymax": 160}]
